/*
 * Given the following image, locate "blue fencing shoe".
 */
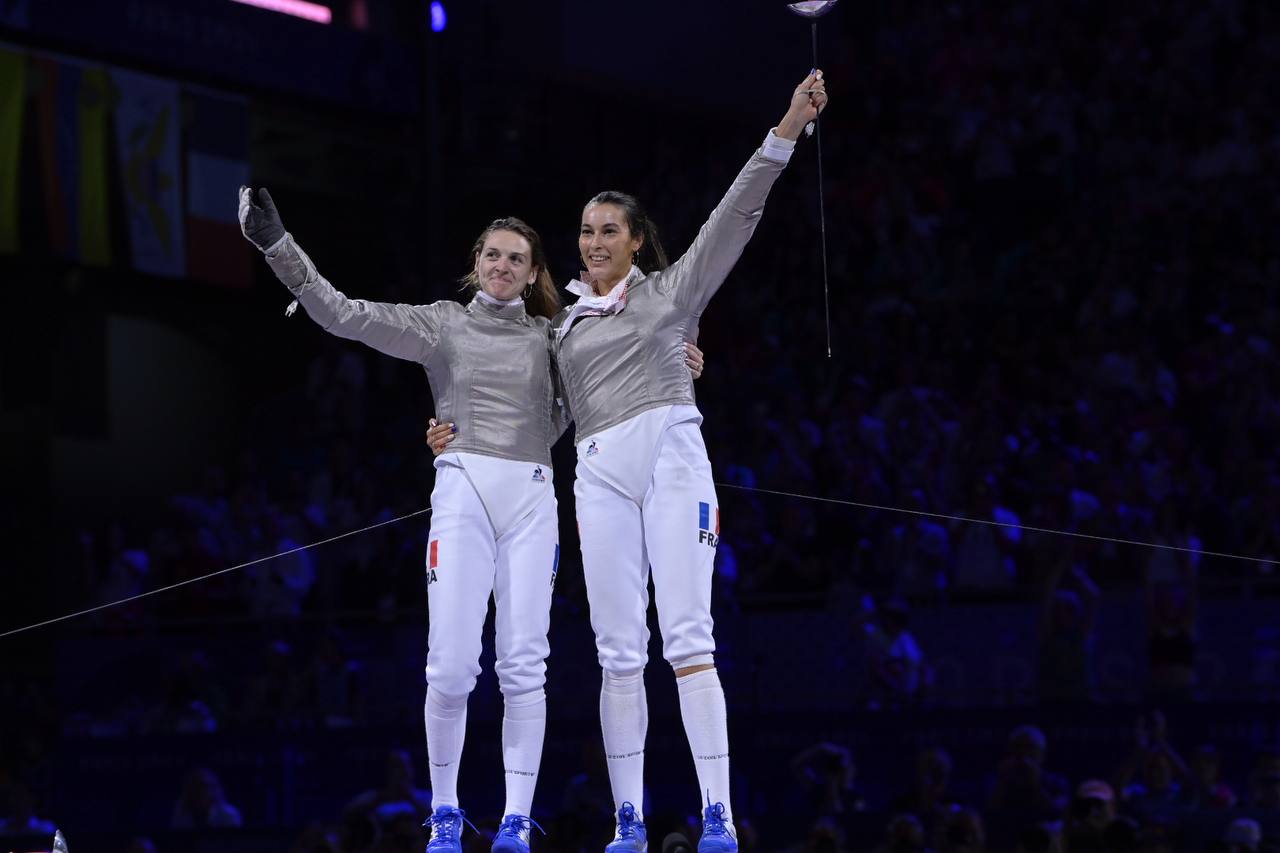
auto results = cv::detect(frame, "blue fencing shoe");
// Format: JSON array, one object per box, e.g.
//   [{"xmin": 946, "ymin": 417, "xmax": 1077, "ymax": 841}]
[
  {"xmin": 604, "ymin": 801, "xmax": 648, "ymax": 852},
  {"xmin": 492, "ymin": 813, "xmax": 545, "ymax": 852},
  {"xmin": 424, "ymin": 805, "xmax": 474, "ymax": 852},
  {"xmin": 697, "ymin": 802, "xmax": 737, "ymax": 852}
]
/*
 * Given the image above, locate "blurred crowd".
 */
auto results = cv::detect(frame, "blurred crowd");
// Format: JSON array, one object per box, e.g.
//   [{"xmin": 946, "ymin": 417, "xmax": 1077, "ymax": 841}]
[
  {"xmin": 5, "ymin": 713, "xmax": 1278, "ymax": 852},
  {"xmin": 61, "ymin": 0, "xmax": 1280, "ymax": 625},
  {"xmin": 6, "ymin": 0, "xmax": 1280, "ymax": 848},
  {"xmin": 36, "ymin": 0, "xmax": 1272, "ymax": 647},
  {"xmin": 691, "ymin": 0, "xmax": 1280, "ymax": 607},
  {"xmin": 782, "ymin": 714, "xmax": 1280, "ymax": 853}
]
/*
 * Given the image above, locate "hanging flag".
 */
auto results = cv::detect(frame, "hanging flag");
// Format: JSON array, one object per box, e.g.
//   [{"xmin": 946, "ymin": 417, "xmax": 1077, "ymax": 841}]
[
  {"xmin": 112, "ymin": 68, "xmax": 184, "ymax": 277},
  {"xmin": 31, "ymin": 56, "xmax": 113, "ymax": 265},
  {"xmin": 0, "ymin": 47, "xmax": 25, "ymax": 254},
  {"xmin": 186, "ymin": 89, "xmax": 251, "ymax": 287}
]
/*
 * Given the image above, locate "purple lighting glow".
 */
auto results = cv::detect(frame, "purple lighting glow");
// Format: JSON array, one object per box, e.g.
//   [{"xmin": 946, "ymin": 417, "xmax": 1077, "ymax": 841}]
[
  {"xmin": 430, "ymin": 1, "xmax": 446, "ymax": 32},
  {"xmin": 228, "ymin": 0, "xmax": 332, "ymax": 24}
]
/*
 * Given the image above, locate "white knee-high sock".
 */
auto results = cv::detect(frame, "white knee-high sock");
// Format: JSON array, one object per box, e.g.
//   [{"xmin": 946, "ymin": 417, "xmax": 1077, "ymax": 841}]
[
  {"xmin": 501, "ymin": 688, "xmax": 546, "ymax": 818},
  {"xmin": 600, "ymin": 669, "xmax": 647, "ymax": 817},
  {"xmin": 677, "ymin": 668, "xmax": 732, "ymax": 823},
  {"xmin": 425, "ymin": 687, "xmax": 469, "ymax": 809}
]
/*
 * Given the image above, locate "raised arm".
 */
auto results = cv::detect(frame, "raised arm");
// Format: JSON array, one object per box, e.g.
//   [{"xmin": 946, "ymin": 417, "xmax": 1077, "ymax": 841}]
[
  {"xmin": 239, "ymin": 187, "xmax": 445, "ymax": 363},
  {"xmin": 660, "ymin": 70, "xmax": 829, "ymax": 313}
]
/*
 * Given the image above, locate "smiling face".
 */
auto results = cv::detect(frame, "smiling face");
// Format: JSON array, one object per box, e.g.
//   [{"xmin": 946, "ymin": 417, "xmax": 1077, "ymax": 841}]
[
  {"xmin": 579, "ymin": 202, "xmax": 642, "ymax": 292},
  {"xmin": 474, "ymin": 229, "xmax": 537, "ymax": 301}
]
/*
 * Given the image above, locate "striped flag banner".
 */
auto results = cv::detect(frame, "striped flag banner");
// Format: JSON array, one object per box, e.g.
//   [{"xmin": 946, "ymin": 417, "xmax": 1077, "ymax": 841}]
[
  {"xmin": 112, "ymin": 68, "xmax": 185, "ymax": 277},
  {"xmin": 0, "ymin": 47, "xmax": 25, "ymax": 253},
  {"xmin": 186, "ymin": 87, "xmax": 251, "ymax": 287},
  {"xmin": 30, "ymin": 55, "xmax": 112, "ymax": 265}
]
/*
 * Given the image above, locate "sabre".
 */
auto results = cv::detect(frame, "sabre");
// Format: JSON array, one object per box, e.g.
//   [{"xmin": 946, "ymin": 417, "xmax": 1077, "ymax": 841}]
[{"xmin": 787, "ymin": 0, "xmax": 838, "ymax": 358}]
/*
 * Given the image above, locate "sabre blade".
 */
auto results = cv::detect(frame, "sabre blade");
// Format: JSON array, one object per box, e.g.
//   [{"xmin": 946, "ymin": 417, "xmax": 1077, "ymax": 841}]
[{"xmin": 786, "ymin": 0, "xmax": 839, "ymax": 19}]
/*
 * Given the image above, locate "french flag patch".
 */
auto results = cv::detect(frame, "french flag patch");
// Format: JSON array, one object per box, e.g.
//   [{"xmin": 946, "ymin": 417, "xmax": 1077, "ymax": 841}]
[
  {"xmin": 698, "ymin": 502, "xmax": 720, "ymax": 546},
  {"xmin": 698, "ymin": 502, "xmax": 720, "ymax": 533}
]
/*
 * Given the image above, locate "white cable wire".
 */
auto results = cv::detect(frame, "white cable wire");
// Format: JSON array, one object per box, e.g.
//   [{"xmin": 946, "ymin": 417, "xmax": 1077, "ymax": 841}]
[
  {"xmin": 717, "ymin": 482, "xmax": 1279, "ymax": 566},
  {"xmin": 0, "ymin": 506, "xmax": 433, "ymax": 639},
  {"xmin": 5, "ymin": 476, "xmax": 1273, "ymax": 640}
]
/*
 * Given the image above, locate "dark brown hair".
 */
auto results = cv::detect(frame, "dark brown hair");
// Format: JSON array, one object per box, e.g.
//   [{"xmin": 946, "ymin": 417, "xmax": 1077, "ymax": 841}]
[
  {"xmin": 461, "ymin": 217, "xmax": 561, "ymax": 320},
  {"xmin": 584, "ymin": 191, "xmax": 669, "ymax": 273}
]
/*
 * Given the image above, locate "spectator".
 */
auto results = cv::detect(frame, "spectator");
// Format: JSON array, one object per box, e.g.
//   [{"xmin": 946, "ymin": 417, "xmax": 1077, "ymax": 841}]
[
  {"xmin": 0, "ymin": 785, "xmax": 56, "ymax": 836},
  {"xmin": 240, "ymin": 639, "xmax": 300, "ymax": 726},
  {"xmin": 290, "ymin": 822, "xmax": 340, "ymax": 853},
  {"xmin": 861, "ymin": 596, "xmax": 927, "ymax": 709},
  {"xmin": 876, "ymin": 813, "xmax": 929, "ymax": 853},
  {"xmin": 1181, "ymin": 744, "xmax": 1238, "ymax": 812},
  {"xmin": 155, "ymin": 649, "xmax": 226, "ymax": 734},
  {"xmin": 1221, "ymin": 818, "xmax": 1262, "ymax": 853},
  {"xmin": 1063, "ymin": 779, "xmax": 1118, "ymax": 853},
  {"xmin": 374, "ymin": 809, "xmax": 430, "ymax": 853},
  {"xmin": 299, "ymin": 630, "xmax": 366, "ymax": 728},
  {"xmin": 245, "ymin": 511, "xmax": 317, "ymax": 619},
  {"xmin": 1246, "ymin": 747, "xmax": 1280, "ymax": 846},
  {"xmin": 342, "ymin": 749, "xmax": 432, "ymax": 829},
  {"xmin": 985, "ymin": 726, "xmax": 1069, "ymax": 848},
  {"xmin": 938, "ymin": 808, "xmax": 985, "ymax": 853},
  {"xmin": 170, "ymin": 767, "xmax": 242, "ymax": 828},
  {"xmin": 952, "ymin": 479, "xmax": 1022, "ymax": 595},
  {"xmin": 790, "ymin": 741, "xmax": 869, "ymax": 818},
  {"xmin": 783, "ymin": 817, "xmax": 849, "ymax": 853},
  {"xmin": 1145, "ymin": 558, "xmax": 1199, "ymax": 700},
  {"xmin": 893, "ymin": 748, "xmax": 959, "ymax": 840},
  {"xmin": 1036, "ymin": 557, "xmax": 1100, "ymax": 704},
  {"xmin": 1114, "ymin": 713, "xmax": 1190, "ymax": 835}
]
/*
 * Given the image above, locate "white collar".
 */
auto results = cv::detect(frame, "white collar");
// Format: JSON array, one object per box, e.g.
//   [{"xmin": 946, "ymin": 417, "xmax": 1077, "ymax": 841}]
[
  {"xmin": 556, "ymin": 266, "xmax": 643, "ymax": 343},
  {"xmin": 566, "ymin": 265, "xmax": 641, "ymax": 302},
  {"xmin": 475, "ymin": 290, "xmax": 525, "ymax": 307}
]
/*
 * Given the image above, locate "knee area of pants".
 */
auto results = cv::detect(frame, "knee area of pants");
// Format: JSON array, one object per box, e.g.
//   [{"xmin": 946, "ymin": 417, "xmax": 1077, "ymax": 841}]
[
  {"xmin": 496, "ymin": 667, "xmax": 546, "ymax": 698},
  {"xmin": 602, "ymin": 667, "xmax": 645, "ymax": 690},
  {"xmin": 426, "ymin": 687, "xmax": 469, "ymax": 714},
  {"xmin": 425, "ymin": 669, "xmax": 478, "ymax": 699},
  {"xmin": 598, "ymin": 647, "xmax": 649, "ymax": 674}
]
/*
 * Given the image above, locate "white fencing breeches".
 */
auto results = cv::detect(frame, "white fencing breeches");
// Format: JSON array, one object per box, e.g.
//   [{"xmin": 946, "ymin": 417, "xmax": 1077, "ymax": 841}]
[
  {"xmin": 424, "ymin": 454, "xmax": 559, "ymax": 697},
  {"xmin": 574, "ymin": 409, "xmax": 719, "ymax": 673}
]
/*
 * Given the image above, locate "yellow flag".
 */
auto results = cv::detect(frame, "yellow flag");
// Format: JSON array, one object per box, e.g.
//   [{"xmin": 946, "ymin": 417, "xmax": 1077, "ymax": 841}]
[{"xmin": 0, "ymin": 48, "xmax": 25, "ymax": 254}]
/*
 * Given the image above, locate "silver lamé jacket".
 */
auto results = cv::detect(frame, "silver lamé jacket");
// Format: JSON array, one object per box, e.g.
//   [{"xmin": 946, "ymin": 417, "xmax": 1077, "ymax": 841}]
[
  {"xmin": 265, "ymin": 237, "xmax": 566, "ymax": 466},
  {"xmin": 553, "ymin": 143, "xmax": 789, "ymax": 441}
]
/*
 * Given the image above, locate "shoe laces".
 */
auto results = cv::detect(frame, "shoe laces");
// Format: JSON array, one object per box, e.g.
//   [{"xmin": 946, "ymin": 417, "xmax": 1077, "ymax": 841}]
[
  {"xmin": 497, "ymin": 813, "xmax": 546, "ymax": 838},
  {"xmin": 702, "ymin": 801, "xmax": 731, "ymax": 837},
  {"xmin": 616, "ymin": 802, "xmax": 643, "ymax": 838},
  {"xmin": 425, "ymin": 806, "xmax": 476, "ymax": 843}
]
